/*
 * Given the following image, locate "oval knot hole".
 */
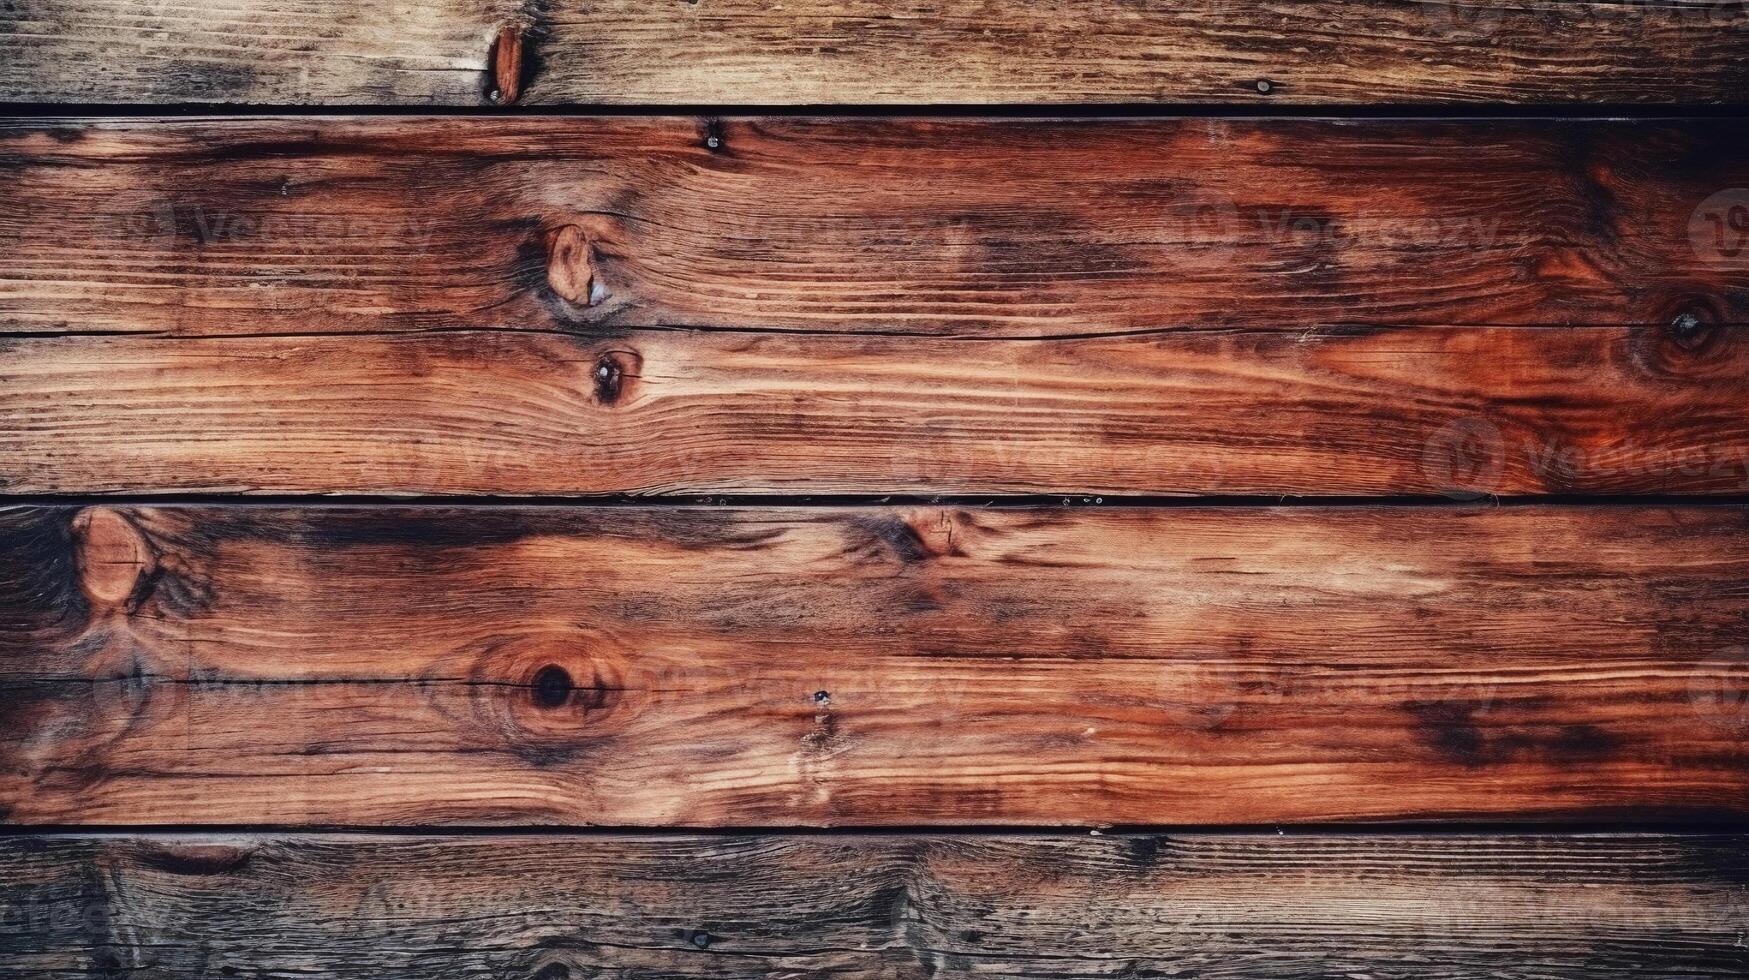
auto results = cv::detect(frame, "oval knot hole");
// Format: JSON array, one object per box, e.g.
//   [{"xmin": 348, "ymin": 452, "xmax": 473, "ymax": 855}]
[
  {"xmin": 532, "ymin": 664, "xmax": 574, "ymax": 708},
  {"xmin": 546, "ymin": 225, "xmax": 599, "ymax": 307},
  {"xmin": 487, "ymin": 24, "xmax": 526, "ymax": 105},
  {"xmin": 72, "ymin": 507, "xmax": 154, "ymax": 607}
]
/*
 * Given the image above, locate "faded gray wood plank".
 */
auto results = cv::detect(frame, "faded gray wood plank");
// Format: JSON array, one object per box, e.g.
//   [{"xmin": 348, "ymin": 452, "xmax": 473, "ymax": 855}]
[
  {"xmin": 1, "ymin": 834, "xmax": 1746, "ymax": 978},
  {"xmin": 2, "ymin": 1, "xmax": 1746, "ymax": 104}
]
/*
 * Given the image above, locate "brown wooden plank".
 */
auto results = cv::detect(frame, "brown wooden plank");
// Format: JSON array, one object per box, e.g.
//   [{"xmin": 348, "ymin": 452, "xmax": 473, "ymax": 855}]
[
  {"xmin": 3, "ymin": 504, "xmax": 1746, "ymax": 826},
  {"xmin": 6, "ymin": 325, "xmax": 1749, "ymax": 496},
  {"xmin": 3, "ymin": 833, "xmax": 1747, "ymax": 978},
  {"xmin": 4, "ymin": 115, "xmax": 1748, "ymax": 497},
  {"xmin": 2, "ymin": 117, "xmax": 1745, "ymax": 339},
  {"xmin": 2, "ymin": 2, "xmax": 1746, "ymax": 105}
]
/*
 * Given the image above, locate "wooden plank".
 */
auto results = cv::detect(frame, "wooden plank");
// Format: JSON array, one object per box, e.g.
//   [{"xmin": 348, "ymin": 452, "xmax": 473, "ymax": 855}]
[
  {"xmin": 2, "ymin": 504, "xmax": 1746, "ymax": 826},
  {"xmin": 3, "ymin": 834, "xmax": 1747, "ymax": 979},
  {"xmin": 6, "ymin": 326, "xmax": 1749, "ymax": 496},
  {"xmin": 3, "ymin": 118, "xmax": 1747, "ymax": 496},
  {"xmin": 2, "ymin": 2, "xmax": 1746, "ymax": 105},
  {"xmin": 2, "ymin": 117, "xmax": 1746, "ymax": 339}
]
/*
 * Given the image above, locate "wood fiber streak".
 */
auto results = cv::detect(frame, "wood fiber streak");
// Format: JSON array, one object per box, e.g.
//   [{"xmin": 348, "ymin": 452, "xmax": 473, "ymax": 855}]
[
  {"xmin": 0, "ymin": 118, "xmax": 1745, "ymax": 338},
  {"xmin": 1, "ymin": 505, "xmax": 1746, "ymax": 826},
  {"xmin": 5, "ymin": 326, "xmax": 1749, "ymax": 495},
  {"xmin": 0, "ymin": 1, "xmax": 1745, "ymax": 104},
  {"xmin": 2, "ymin": 834, "xmax": 1748, "ymax": 978}
]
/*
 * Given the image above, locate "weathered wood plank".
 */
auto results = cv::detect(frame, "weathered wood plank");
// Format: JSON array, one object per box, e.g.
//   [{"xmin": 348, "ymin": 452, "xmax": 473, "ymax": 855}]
[
  {"xmin": 3, "ymin": 504, "xmax": 1746, "ymax": 826},
  {"xmin": 3, "ymin": 833, "xmax": 1747, "ymax": 979},
  {"xmin": 2, "ymin": 117, "xmax": 1745, "ymax": 339},
  {"xmin": 2, "ymin": 1, "xmax": 1746, "ymax": 105},
  {"xmin": 6, "ymin": 326, "xmax": 1749, "ymax": 496}
]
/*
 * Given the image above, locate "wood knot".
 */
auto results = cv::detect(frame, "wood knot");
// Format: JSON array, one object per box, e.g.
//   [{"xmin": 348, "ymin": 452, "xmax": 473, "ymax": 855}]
[
  {"xmin": 71, "ymin": 507, "xmax": 155, "ymax": 608},
  {"xmin": 532, "ymin": 664, "xmax": 575, "ymax": 709},
  {"xmin": 1668, "ymin": 310, "xmax": 1716, "ymax": 352},
  {"xmin": 1628, "ymin": 302, "xmax": 1739, "ymax": 380},
  {"xmin": 461, "ymin": 633, "xmax": 631, "ymax": 765},
  {"xmin": 702, "ymin": 119, "xmax": 727, "ymax": 153},
  {"xmin": 547, "ymin": 224, "xmax": 605, "ymax": 308},
  {"xmin": 486, "ymin": 24, "xmax": 527, "ymax": 105},
  {"xmin": 592, "ymin": 349, "xmax": 640, "ymax": 407},
  {"xmin": 511, "ymin": 651, "xmax": 622, "ymax": 716}
]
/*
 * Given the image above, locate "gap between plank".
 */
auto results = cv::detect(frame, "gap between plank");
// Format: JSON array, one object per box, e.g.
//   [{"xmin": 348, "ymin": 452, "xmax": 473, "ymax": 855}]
[
  {"xmin": 5, "ymin": 493, "xmax": 1749, "ymax": 509},
  {"xmin": 2, "ymin": 822, "xmax": 1747, "ymax": 838},
  {"xmin": 2, "ymin": 103, "xmax": 1749, "ymax": 120}
]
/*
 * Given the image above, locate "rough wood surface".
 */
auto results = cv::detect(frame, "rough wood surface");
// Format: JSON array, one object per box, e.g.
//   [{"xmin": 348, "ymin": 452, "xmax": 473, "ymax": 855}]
[
  {"xmin": 2, "ymin": 1, "xmax": 1746, "ymax": 105},
  {"xmin": 7, "ymin": 325, "xmax": 1749, "ymax": 496},
  {"xmin": 4, "ymin": 117, "xmax": 1748, "ymax": 496},
  {"xmin": 3, "ymin": 504, "xmax": 1747, "ymax": 826},
  {"xmin": 3, "ymin": 833, "xmax": 1748, "ymax": 978},
  {"xmin": 2, "ymin": 117, "xmax": 1745, "ymax": 338}
]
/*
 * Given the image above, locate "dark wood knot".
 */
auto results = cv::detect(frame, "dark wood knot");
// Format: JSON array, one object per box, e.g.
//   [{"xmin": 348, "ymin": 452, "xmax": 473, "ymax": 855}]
[
  {"xmin": 532, "ymin": 665, "xmax": 574, "ymax": 709},
  {"xmin": 1668, "ymin": 310, "xmax": 1716, "ymax": 353},
  {"xmin": 591, "ymin": 349, "xmax": 641, "ymax": 407},
  {"xmin": 594, "ymin": 357, "xmax": 623, "ymax": 404}
]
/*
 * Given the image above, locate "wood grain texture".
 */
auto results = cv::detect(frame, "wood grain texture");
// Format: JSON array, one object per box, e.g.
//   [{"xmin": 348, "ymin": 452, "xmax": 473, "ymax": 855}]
[
  {"xmin": 5, "ymin": 117, "xmax": 1749, "ymax": 496},
  {"xmin": 3, "ymin": 504, "xmax": 1747, "ymax": 826},
  {"xmin": 2, "ymin": 1, "xmax": 1746, "ymax": 105},
  {"xmin": 4, "ymin": 833, "xmax": 1748, "ymax": 978},
  {"xmin": 2, "ymin": 117, "xmax": 1746, "ymax": 338},
  {"xmin": 6, "ymin": 325, "xmax": 1749, "ymax": 496}
]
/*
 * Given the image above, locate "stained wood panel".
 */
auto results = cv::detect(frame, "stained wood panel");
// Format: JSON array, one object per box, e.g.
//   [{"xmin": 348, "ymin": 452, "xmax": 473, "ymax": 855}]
[
  {"xmin": 1, "ymin": 117, "xmax": 1745, "ymax": 339},
  {"xmin": 3, "ymin": 504, "xmax": 1746, "ymax": 826},
  {"xmin": 4, "ymin": 833, "xmax": 1748, "ymax": 978},
  {"xmin": 6, "ymin": 325, "xmax": 1749, "ymax": 496},
  {"xmin": 2, "ymin": 1, "xmax": 1746, "ymax": 105},
  {"xmin": 4, "ymin": 117, "xmax": 1748, "ymax": 497}
]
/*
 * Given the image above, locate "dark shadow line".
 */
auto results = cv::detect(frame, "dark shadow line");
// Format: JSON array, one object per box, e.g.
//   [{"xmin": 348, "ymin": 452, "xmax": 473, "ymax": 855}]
[
  {"xmin": 2, "ymin": 103, "xmax": 1749, "ymax": 121},
  {"xmin": 4, "ymin": 493, "xmax": 1749, "ymax": 510},
  {"xmin": 1, "ymin": 821, "xmax": 1745, "ymax": 838}
]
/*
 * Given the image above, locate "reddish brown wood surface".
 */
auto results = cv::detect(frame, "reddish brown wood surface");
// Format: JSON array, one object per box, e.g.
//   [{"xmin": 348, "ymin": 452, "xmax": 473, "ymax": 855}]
[
  {"xmin": 5, "ymin": 4, "xmax": 1748, "ymax": 973},
  {"xmin": 2, "ymin": 1, "xmax": 1746, "ymax": 105},
  {"xmin": 5, "ymin": 325, "xmax": 1748, "ymax": 496},
  {"xmin": 3, "ymin": 504, "xmax": 1746, "ymax": 826},
  {"xmin": 6, "ymin": 118, "xmax": 1745, "ymax": 495},
  {"xmin": 3, "ymin": 833, "xmax": 1747, "ymax": 978},
  {"xmin": 0, "ymin": 117, "xmax": 1743, "ymax": 338}
]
